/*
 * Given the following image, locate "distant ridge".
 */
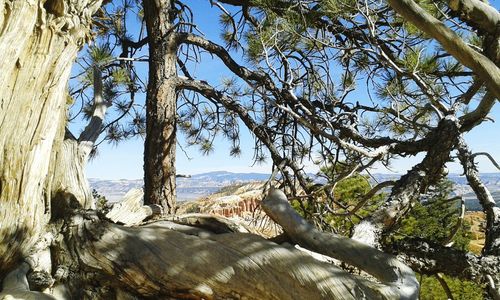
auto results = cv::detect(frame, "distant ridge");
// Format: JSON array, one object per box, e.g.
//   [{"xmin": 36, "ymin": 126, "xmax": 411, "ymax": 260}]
[
  {"xmin": 89, "ymin": 171, "xmax": 500, "ymax": 209},
  {"xmin": 89, "ymin": 171, "xmax": 271, "ymax": 202}
]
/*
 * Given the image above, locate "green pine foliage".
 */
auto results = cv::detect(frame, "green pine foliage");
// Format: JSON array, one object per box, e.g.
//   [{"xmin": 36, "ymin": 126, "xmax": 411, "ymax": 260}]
[
  {"xmin": 419, "ymin": 274, "xmax": 484, "ymax": 300},
  {"xmin": 326, "ymin": 174, "xmax": 385, "ymax": 235},
  {"xmin": 92, "ymin": 189, "xmax": 109, "ymax": 212},
  {"xmin": 392, "ymin": 179, "xmax": 471, "ymax": 251},
  {"xmin": 89, "ymin": 44, "xmax": 113, "ymax": 65},
  {"xmin": 391, "ymin": 179, "xmax": 482, "ymax": 298}
]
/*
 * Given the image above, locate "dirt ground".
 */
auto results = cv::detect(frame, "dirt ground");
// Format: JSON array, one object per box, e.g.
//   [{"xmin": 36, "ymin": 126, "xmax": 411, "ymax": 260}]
[{"xmin": 465, "ymin": 211, "xmax": 486, "ymax": 254}]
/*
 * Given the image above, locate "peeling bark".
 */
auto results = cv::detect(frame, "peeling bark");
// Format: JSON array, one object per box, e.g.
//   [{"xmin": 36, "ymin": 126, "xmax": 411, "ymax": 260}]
[{"xmin": 0, "ymin": 0, "xmax": 102, "ymax": 274}]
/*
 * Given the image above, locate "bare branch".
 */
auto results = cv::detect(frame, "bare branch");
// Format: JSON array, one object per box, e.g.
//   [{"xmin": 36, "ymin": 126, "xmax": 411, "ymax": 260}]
[
  {"xmin": 331, "ymin": 180, "xmax": 396, "ymax": 217},
  {"xmin": 262, "ymin": 188, "xmax": 419, "ymax": 299},
  {"xmin": 387, "ymin": 238, "xmax": 500, "ymax": 281},
  {"xmin": 471, "ymin": 152, "xmax": 500, "ymax": 171},
  {"xmin": 443, "ymin": 197, "xmax": 465, "ymax": 247},
  {"xmin": 387, "ymin": 0, "xmax": 500, "ymax": 99},
  {"xmin": 460, "ymin": 91, "xmax": 497, "ymax": 131},
  {"xmin": 486, "ymin": 274, "xmax": 500, "ymax": 300},
  {"xmin": 448, "ymin": 0, "xmax": 500, "ymax": 34},
  {"xmin": 435, "ymin": 273, "xmax": 454, "ymax": 300},
  {"xmin": 176, "ymin": 77, "xmax": 311, "ymax": 192},
  {"xmin": 352, "ymin": 116, "xmax": 460, "ymax": 247},
  {"xmin": 78, "ymin": 66, "xmax": 110, "ymax": 159},
  {"xmin": 457, "ymin": 136, "xmax": 500, "ymax": 255}
]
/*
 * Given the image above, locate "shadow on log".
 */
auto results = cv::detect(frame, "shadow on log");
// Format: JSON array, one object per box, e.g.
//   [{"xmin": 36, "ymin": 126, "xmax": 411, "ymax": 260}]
[
  {"xmin": 2, "ymin": 188, "xmax": 419, "ymax": 299},
  {"xmin": 63, "ymin": 214, "xmax": 403, "ymax": 299}
]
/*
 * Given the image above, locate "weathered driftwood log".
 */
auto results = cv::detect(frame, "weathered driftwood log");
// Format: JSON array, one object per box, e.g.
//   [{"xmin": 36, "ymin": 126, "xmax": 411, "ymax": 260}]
[
  {"xmin": 261, "ymin": 188, "xmax": 419, "ymax": 300},
  {"xmin": 4, "ymin": 189, "xmax": 419, "ymax": 299},
  {"xmin": 58, "ymin": 209, "xmax": 411, "ymax": 299},
  {"xmin": 106, "ymin": 189, "xmax": 163, "ymax": 226}
]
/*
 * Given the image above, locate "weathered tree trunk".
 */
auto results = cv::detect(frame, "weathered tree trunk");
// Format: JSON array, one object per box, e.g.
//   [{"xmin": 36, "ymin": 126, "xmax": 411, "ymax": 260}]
[
  {"xmin": 143, "ymin": 0, "xmax": 178, "ymax": 213},
  {"xmin": 51, "ymin": 132, "xmax": 94, "ymax": 211},
  {"xmin": 52, "ymin": 66, "xmax": 110, "ymax": 211},
  {"xmin": 352, "ymin": 116, "xmax": 459, "ymax": 247},
  {"xmin": 0, "ymin": 0, "xmax": 102, "ymax": 274}
]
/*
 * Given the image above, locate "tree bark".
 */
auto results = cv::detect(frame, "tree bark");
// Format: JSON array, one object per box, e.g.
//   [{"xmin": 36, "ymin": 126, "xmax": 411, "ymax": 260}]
[
  {"xmin": 49, "ymin": 207, "xmax": 417, "ymax": 299},
  {"xmin": 51, "ymin": 131, "xmax": 94, "ymax": 211},
  {"xmin": 457, "ymin": 137, "xmax": 500, "ymax": 256},
  {"xmin": 351, "ymin": 116, "xmax": 460, "ymax": 247},
  {"xmin": 386, "ymin": 238, "xmax": 500, "ymax": 282},
  {"xmin": 106, "ymin": 189, "xmax": 162, "ymax": 226},
  {"xmin": 143, "ymin": 0, "xmax": 178, "ymax": 214},
  {"xmin": 0, "ymin": 0, "xmax": 102, "ymax": 274}
]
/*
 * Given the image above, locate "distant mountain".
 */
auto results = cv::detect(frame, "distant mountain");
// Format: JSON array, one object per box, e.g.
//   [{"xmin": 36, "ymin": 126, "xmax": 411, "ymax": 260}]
[
  {"xmin": 89, "ymin": 171, "xmax": 270, "ymax": 202},
  {"xmin": 89, "ymin": 171, "xmax": 500, "ymax": 209},
  {"xmin": 185, "ymin": 171, "xmax": 271, "ymax": 182},
  {"xmin": 88, "ymin": 178, "xmax": 143, "ymax": 202},
  {"xmin": 372, "ymin": 173, "xmax": 500, "ymax": 210}
]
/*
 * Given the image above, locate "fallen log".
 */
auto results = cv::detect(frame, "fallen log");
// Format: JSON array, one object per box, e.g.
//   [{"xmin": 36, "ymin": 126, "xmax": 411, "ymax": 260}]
[
  {"xmin": 58, "ymin": 208, "xmax": 412, "ymax": 299},
  {"xmin": 262, "ymin": 188, "xmax": 419, "ymax": 299}
]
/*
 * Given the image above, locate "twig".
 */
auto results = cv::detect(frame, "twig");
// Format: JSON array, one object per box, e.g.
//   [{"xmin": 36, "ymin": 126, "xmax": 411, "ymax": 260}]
[
  {"xmin": 435, "ymin": 273, "xmax": 454, "ymax": 300},
  {"xmin": 471, "ymin": 152, "xmax": 500, "ymax": 171}
]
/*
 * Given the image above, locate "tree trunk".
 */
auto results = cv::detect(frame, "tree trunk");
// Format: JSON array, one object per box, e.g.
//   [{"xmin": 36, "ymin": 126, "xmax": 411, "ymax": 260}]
[
  {"xmin": 143, "ymin": 0, "xmax": 178, "ymax": 214},
  {"xmin": 352, "ymin": 116, "xmax": 459, "ymax": 247},
  {"xmin": 52, "ymin": 66, "xmax": 110, "ymax": 211},
  {"xmin": 51, "ymin": 132, "xmax": 94, "ymax": 211},
  {"xmin": 0, "ymin": 0, "xmax": 102, "ymax": 274}
]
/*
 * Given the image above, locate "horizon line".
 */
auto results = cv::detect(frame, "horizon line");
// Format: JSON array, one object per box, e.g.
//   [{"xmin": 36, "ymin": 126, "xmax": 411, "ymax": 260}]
[{"xmin": 87, "ymin": 170, "xmax": 500, "ymax": 181}]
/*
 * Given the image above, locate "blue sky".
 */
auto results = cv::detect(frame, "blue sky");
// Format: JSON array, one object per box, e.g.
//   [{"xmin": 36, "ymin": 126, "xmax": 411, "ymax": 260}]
[{"xmin": 79, "ymin": 0, "xmax": 500, "ymax": 179}]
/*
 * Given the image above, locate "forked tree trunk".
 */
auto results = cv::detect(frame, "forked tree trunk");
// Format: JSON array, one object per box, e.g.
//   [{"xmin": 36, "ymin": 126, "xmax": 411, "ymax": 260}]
[
  {"xmin": 52, "ymin": 66, "xmax": 110, "ymax": 211},
  {"xmin": 51, "ymin": 132, "xmax": 94, "ymax": 211},
  {"xmin": 143, "ymin": 0, "xmax": 178, "ymax": 214},
  {"xmin": 0, "ymin": 0, "xmax": 102, "ymax": 274}
]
